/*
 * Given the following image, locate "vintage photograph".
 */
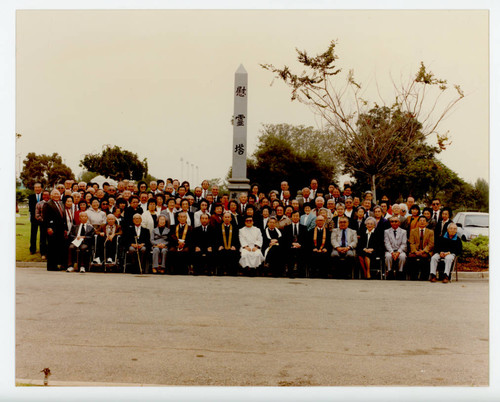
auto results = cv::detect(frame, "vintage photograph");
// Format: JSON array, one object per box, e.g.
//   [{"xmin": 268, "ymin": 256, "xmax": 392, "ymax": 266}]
[{"xmin": 11, "ymin": 3, "xmax": 493, "ymax": 400}]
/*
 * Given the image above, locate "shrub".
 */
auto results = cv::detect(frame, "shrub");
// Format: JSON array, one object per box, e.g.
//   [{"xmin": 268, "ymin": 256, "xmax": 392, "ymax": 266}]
[
  {"xmin": 16, "ymin": 189, "xmax": 31, "ymax": 204},
  {"xmin": 461, "ymin": 235, "xmax": 489, "ymax": 262}
]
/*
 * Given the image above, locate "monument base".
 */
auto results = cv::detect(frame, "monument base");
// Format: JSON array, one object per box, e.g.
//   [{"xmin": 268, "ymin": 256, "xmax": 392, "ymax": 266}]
[{"xmin": 227, "ymin": 178, "xmax": 250, "ymax": 200}]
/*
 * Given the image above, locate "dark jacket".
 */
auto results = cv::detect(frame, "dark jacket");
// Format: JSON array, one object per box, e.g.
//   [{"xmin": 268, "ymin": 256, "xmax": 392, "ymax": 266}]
[
  {"xmin": 434, "ymin": 234, "xmax": 462, "ymax": 256},
  {"xmin": 192, "ymin": 225, "xmax": 215, "ymax": 251},
  {"xmin": 214, "ymin": 223, "xmax": 240, "ymax": 250}
]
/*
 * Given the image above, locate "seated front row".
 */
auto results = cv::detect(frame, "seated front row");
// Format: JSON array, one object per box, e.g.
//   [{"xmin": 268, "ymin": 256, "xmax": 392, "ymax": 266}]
[{"xmin": 65, "ymin": 212, "xmax": 461, "ymax": 281}]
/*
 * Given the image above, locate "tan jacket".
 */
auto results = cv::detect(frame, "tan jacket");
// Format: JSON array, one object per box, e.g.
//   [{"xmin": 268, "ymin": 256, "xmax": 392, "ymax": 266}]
[{"xmin": 409, "ymin": 227, "xmax": 434, "ymax": 255}]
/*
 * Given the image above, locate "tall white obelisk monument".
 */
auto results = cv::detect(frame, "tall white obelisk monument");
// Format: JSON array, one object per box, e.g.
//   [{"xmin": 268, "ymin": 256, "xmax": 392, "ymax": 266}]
[{"xmin": 227, "ymin": 64, "xmax": 250, "ymax": 199}]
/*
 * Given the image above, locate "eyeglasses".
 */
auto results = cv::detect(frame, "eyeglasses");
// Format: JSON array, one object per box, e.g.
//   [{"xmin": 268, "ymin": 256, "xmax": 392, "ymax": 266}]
[{"xmin": 432, "ymin": 202, "xmax": 440, "ymax": 206}]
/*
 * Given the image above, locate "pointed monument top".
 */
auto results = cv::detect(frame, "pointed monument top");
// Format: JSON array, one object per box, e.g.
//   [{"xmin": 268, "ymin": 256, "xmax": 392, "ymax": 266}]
[{"xmin": 236, "ymin": 64, "xmax": 247, "ymax": 74}]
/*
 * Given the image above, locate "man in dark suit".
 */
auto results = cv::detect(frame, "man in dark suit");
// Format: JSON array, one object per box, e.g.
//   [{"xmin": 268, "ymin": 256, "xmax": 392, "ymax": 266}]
[
  {"xmin": 168, "ymin": 211, "xmax": 193, "ymax": 275},
  {"xmin": 214, "ymin": 212, "xmax": 240, "ymax": 276},
  {"xmin": 192, "ymin": 213, "xmax": 215, "ymax": 275},
  {"xmin": 325, "ymin": 185, "xmax": 345, "ymax": 205},
  {"xmin": 283, "ymin": 211, "xmax": 308, "ymax": 278},
  {"xmin": 42, "ymin": 189, "xmax": 67, "ymax": 271},
  {"xmin": 430, "ymin": 198, "xmax": 442, "ymax": 222},
  {"xmin": 350, "ymin": 206, "xmax": 366, "ymax": 235},
  {"xmin": 238, "ymin": 192, "xmax": 249, "ymax": 216},
  {"xmin": 211, "ymin": 185, "xmax": 221, "ymax": 204},
  {"xmin": 298, "ymin": 187, "xmax": 314, "ymax": 207},
  {"xmin": 66, "ymin": 211, "xmax": 95, "ymax": 272},
  {"xmin": 124, "ymin": 214, "xmax": 151, "ymax": 274},
  {"xmin": 192, "ymin": 186, "xmax": 204, "ymax": 210},
  {"xmin": 28, "ymin": 183, "xmax": 44, "ymax": 255}
]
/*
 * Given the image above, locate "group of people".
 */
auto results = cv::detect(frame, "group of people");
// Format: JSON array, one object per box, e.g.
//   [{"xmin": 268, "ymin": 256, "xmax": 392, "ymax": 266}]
[{"xmin": 27, "ymin": 177, "xmax": 462, "ymax": 282}]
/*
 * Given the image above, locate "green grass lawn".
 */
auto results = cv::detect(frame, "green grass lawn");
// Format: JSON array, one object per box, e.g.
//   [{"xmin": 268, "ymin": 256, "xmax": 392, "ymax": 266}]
[{"xmin": 16, "ymin": 206, "xmax": 44, "ymax": 262}]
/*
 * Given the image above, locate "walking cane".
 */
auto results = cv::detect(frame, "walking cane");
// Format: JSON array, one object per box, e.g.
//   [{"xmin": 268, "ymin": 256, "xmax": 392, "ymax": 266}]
[
  {"xmin": 103, "ymin": 237, "xmax": 108, "ymax": 272},
  {"xmin": 135, "ymin": 235, "xmax": 143, "ymax": 274}
]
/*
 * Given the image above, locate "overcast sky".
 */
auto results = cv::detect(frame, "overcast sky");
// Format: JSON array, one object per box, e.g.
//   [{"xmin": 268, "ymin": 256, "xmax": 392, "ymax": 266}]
[{"xmin": 14, "ymin": 8, "xmax": 489, "ymax": 188}]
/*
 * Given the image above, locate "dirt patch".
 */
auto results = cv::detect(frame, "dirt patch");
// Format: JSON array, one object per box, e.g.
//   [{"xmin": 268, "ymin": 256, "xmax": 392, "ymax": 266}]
[{"xmin": 457, "ymin": 257, "xmax": 488, "ymax": 272}]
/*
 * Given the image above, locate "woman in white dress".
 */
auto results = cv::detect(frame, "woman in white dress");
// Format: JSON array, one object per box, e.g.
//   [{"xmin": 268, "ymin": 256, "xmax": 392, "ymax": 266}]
[{"xmin": 239, "ymin": 216, "xmax": 265, "ymax": 270}]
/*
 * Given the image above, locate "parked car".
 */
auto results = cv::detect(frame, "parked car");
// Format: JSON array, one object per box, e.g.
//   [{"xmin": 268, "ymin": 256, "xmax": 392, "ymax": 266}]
[{"xmin": 454, "ymin": 212, "xmax": 489, "ymax": 241}]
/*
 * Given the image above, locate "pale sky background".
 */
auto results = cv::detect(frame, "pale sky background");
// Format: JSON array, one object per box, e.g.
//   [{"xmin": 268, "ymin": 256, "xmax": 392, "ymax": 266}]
[{"xmin": 15, "ymin": 8, "xmax": 489, "ymax": 187}]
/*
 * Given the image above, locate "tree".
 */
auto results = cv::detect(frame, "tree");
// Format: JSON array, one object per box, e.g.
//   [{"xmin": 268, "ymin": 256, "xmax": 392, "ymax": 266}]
[
  {"xmin": 261, "ymin": 41, "xmax": 465, "ymax": 200},
  {"xmin": 80, "ymin": 145, "xmax": 148, "ymax": 181},
  {"xmin": 20, "ymin": 152, "xmax": 75, "ymax": 189},
  {"xmin": 77, "ymin": 170, "xmax": 99, "ymax": 183},
  {"xmin": 245, "ymin": 124, "xmax": 339, "ymax": 194},
  {"xmin": 376, "ymin": 155, "xmax": 468, "ymax": 206},
  {"xmin": 472, "ymin": 178, "xmax": 489, "ymax": 212}
]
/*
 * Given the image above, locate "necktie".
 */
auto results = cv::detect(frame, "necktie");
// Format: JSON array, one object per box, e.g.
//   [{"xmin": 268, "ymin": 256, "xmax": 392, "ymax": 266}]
[
  {"xmin": 341, "ymin": 229, "xmax": 346, "ymax": 247},
  {"xmin": 293, "ymin": 224, "xmax": 296, "ymax": 237},
  {"xmin": 394, "ymin": 230, "xmax": 397, "ymax": 238},
  {"xmin": 37, "ymin": 194, "xmax": 40, "ymax": 202},
  {"xmin": 79, "ymin": 224, "xmax": 83, "ymax": 236},
  {"xmin": 56, "ymin": 201, "xmax": 63, "ymax": 217},
  {"xmin": 420, "ymin": 229, "xmax": 424, "ymax": 249},
  {"xmin": 433, "ymin": 212, "xmax": 437, "ymax": 221}
]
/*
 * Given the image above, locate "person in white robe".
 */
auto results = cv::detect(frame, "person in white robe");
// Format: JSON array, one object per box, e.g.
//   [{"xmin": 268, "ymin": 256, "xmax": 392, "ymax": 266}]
[{"xmin": 239, "ymin": 217, "xmax": 265, "ymax": 269}]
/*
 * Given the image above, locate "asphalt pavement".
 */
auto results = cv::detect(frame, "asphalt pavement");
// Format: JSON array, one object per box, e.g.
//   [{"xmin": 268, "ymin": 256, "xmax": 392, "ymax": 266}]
[{"xmin": 16, "ymin": 266, "xmax": 488, "ymax": 387}]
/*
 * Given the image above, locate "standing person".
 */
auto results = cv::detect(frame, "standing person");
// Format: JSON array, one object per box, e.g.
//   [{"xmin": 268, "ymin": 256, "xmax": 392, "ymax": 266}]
[
  {"xmin": 34, "ymin": 190, "xmax": 50, "ymax": 260},
  {"xmin": 402, "ymin": 204, "xmax": 421, "ymax": 235},
  {"xmin": 193, "ymin": 200, "xmax": 211, "ymax": 228},
  {"xmin": 309, "ymin": 178, "xmax": 319, "ymax": 199},
  {"xmin": 300, "ymin": 203, "xmax": 315, "ymax": 229},
  {"xmin": 344, "ymin": 197, "xmax": 356, "ymax": 219},
  {"xmin": 28, "ymin": 183, "xmax": 44, "ymax": 255},
  {"xmin": 43, "ymin": 190, "xmax": 67, "ymax": 271},
  {"xmin": 141, "ymin": 199, "xmax": 158, "ymax": 233},
  {"xmin": 434, "ymin": 207, "xmax": 453, "ymax": 248},
  {"xmin": 160, "ymin": 198, "xmax": 177, "ymax": 227},
  {"xmin": 430, "ymin": 198, "xmax": 442, "ymax": 222},
  {"xmin": 86, "ymin": 198, "xmax": 107, "ymax": 228}
]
